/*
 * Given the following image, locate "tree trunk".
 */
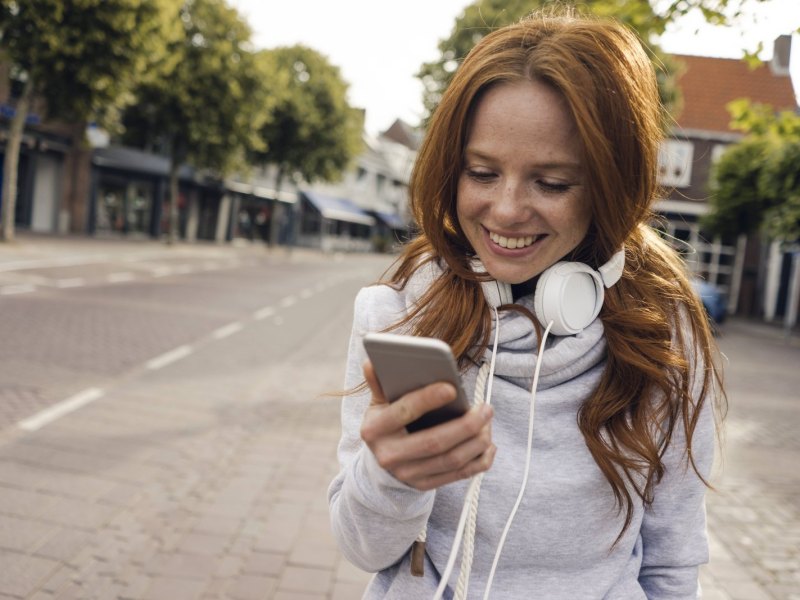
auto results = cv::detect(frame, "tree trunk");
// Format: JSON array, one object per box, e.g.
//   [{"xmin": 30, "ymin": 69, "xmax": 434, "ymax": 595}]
[
  {"xmin": 167, "ymin": 143, "xmax": 180, "ymax": 245},
  {"xmin": 268, "ymin": 167, "xmax": 285, "ymax": 248},
  {"xmin": 1, "ymin": 77, "xmax": 34, "ymax": 242}
]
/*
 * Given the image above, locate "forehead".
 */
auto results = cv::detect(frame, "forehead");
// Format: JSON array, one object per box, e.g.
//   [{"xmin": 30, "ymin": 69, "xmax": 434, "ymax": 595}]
[{"xmin": 465, "ymin": 80, "xmax": 581, "ymax": 162}]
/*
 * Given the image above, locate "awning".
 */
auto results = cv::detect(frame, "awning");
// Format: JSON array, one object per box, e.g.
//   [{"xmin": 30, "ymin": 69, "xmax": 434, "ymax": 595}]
[
  {"xmin": 374, "ymin": 211, "xmax": 408, "ymax": 230},
  {"xmin": 225, "ymin": 179, "xmax": 298, "ymax": 204},
  {"xmin": 303, "ymin": 191, "xmax": 375, "ymax": 226}
]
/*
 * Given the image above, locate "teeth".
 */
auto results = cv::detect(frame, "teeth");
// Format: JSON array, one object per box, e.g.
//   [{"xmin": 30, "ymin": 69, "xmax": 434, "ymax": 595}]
[{"xmin": 489, "ymin": 232, "xmax": 537, "ymax": 249}]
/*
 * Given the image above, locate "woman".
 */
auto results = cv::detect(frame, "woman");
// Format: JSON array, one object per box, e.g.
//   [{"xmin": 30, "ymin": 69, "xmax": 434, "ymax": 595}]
[{"xmin": 328, "ymin": 9, "xmax": 723, "ymax": 600}]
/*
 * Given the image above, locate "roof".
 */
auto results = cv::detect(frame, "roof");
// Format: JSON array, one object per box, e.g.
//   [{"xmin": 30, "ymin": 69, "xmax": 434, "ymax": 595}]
[
  {"xmin": 672, "ymin": 54, "xmax": 798, "ymax": 133},
  {"xmin": 381, "ymin": 119, "xmax": 423, "ymax": 151},
  {"xmin": 302, "ymin": 191, "xmax": 375, "ymax": 226}
]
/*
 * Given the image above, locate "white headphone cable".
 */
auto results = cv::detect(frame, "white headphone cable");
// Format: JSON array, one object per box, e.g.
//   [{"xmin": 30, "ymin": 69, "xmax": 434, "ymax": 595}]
[{"xmin": 482, "ymin": 319, "xmax": 553, "ymax": 600}]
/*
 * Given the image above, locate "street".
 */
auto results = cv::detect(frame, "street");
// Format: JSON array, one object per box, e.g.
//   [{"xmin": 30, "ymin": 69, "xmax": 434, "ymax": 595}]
[{"xmin": 0, "ymin": 235, "xmax": 797, "ymax": 600}]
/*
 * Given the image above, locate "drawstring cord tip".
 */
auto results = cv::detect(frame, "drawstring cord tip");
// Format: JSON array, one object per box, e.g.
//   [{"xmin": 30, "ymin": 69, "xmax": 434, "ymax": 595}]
[{"xmin": 410, "ymin": 540, "xmax": 426, "ymax": 577}]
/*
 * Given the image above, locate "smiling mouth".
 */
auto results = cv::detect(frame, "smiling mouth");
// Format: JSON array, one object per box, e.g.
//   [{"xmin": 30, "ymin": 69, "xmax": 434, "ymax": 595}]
[{"xmin": 489, "ymin": 231, "xmax": 542, "ymax": 249}]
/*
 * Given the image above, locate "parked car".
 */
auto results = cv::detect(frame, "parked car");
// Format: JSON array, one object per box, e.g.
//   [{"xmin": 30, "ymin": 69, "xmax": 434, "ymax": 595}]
[{"xmin": 691, "ymin": 277, "xmax": 727, "ymax": 325}]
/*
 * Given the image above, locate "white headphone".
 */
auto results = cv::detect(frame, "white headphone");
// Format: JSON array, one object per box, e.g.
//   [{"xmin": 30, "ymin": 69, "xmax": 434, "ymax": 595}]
[{"xmin": 472, "ymin": 248, "xmax": 625, "ymax": 336}]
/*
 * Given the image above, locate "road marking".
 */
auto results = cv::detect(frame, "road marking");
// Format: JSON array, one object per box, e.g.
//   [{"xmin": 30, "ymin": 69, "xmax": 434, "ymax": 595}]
[
  {"xmin": 55, "ymin": 278, "xmax": 86, "ymax": 288},
  {"xmin": 1, "ymin": 284, "xmax": 36, "ymax": 295},
  {"xmin": 254, "ymin": 306, "xmax": 276, "ymax": 320},
  {"xmin": 280, "ymin": 295, "xmax": 297, "ymax": 308},
  {"xmin": 107, "ymin": 272, "xmax": 134, "ymax": 283},
  {"xmin": 151, "ymin": 266, "xmax": 172, "ymax": 277},
  {"xmin": 18, "ymin": 387, "xmax": 105, "ymax": 432},
  {"xmin": 212, "ymin": 322, "xmax": 243, "ymax": 340},
  {"xmin": 145, "ymin": 345, "xmax": 193, "ymax": 370}
]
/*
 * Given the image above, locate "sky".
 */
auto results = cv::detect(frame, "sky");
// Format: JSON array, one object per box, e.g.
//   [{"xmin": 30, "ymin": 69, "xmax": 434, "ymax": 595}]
[{"xmin": 229, "ymin": 0, "xmax": 800, "ymax": 137}]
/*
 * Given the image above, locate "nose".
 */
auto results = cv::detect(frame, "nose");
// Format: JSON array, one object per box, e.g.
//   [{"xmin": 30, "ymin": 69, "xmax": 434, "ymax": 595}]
[{"xmin": 494, "ymin": 178, "xmax": 531, "ymax": 224}]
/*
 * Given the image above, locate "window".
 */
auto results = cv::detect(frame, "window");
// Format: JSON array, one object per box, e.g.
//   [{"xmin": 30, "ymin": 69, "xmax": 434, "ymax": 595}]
[{"xmin": 658, "ymin": 140, "xmax": 694, "ymax": 188}]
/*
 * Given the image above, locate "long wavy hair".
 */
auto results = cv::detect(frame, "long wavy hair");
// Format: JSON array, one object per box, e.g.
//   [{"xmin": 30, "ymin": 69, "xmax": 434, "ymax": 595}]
[{"xmin": 383, "ymin": 10, "xmax": 725, "ymax": 537}]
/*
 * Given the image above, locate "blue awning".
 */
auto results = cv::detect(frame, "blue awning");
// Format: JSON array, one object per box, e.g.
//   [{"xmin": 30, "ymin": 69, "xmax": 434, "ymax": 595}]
[
  {"xmin": 303, "ymin": 191, "xmax": 375, "ymax": 226},
  {"xmin": 374, "ymin": 211, "xmax": 408, "ymax": 230}
]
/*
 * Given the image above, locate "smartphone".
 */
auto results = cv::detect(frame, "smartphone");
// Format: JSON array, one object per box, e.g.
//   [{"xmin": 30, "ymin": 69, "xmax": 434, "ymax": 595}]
[{"xmin": 362, "ymin": 332, "xmax": 470, "ymax": 432}]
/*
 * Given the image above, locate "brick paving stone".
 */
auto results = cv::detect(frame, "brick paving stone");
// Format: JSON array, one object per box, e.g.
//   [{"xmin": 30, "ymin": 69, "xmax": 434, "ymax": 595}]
[
  {"xmin": 0, "ymin": 549, "xmax": 59, "ymax": 597},
  {"xmin": 277, "ymin": 567, "xmax": 332, "ymax": 595},
  {"xmin": 272, "ymin": 592, "xmax": 326, "ymax": 600},
  {"xmin": 721, "ymin": 580, "xmax": 775, "ymax": 600},
  {"xmin": 144, "ymin": 576, "xmax": 209, "ymax": 600},
  {"xmin": 331, "ymin": 581, "xmax": 370, "ymax": 600},
  {"xmin": 177, "ymin": 532, "xmax": 231, "ymax": 556},
  {"xmin": 227, "ymin": 575, "xmax": 278, "ymax": 600},
  {"xmin": 0, "ymin": 513, "xmax": 55, "ymax": 553},
  {"xmin": 243, "ymin": 551, "xmax": 286, "ymax": 577},
  {"xmin": 34, "ymin": 527, "xmax": 91, "ymax": 562},
  {"xmin": 145, "ymin": 552, "xmax": 221, "ymax": 579}
]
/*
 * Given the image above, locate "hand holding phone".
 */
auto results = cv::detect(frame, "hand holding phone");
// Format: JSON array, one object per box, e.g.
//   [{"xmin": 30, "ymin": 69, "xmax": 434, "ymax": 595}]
[{"xmin": 363, "ymin": 332, "xmax": 471, "ymax": 432}]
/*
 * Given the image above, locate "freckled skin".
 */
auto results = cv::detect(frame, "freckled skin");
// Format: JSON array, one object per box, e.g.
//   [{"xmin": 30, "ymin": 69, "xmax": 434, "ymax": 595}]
[{"xmin": 457, "ymin": 80, "xmax": 592, "ymax": 286}]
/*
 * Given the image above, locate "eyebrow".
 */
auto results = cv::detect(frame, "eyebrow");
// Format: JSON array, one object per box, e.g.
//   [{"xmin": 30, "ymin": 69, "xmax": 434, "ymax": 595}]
[{"xmin": 463, "ymin": 148, "xmax": 582, "ymax": 172}]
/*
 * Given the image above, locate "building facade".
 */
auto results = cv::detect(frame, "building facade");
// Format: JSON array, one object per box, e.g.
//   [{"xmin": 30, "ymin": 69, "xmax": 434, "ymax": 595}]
[{"xmin": 656, "ymin": 35, "xmax": 798, "ymax": 325}]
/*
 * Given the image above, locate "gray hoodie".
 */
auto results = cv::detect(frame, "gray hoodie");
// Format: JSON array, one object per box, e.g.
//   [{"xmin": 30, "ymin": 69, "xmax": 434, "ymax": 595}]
[{"xmin": 328, "ymin": 263, "xmax": 714, "ymax": 599}]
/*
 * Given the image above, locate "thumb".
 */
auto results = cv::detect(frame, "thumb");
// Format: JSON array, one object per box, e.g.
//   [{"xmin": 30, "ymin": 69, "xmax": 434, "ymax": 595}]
[{"xmin": 363, "ymin": 360, "xmax": 388, "ymax": 406}]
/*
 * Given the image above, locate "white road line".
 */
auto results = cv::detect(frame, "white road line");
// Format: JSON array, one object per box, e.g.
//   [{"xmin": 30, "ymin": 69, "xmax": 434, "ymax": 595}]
[
  {"xmin": 107, "ymin": 272, "xmax": 134, "ymax": 283},
  {"xmin": 151, "ymin": 266, "xmax": 173, "ymax": 277},
  {"xmin": 56, "ymin": 278, "xmax": 86, "ymax": 288},
  {"xmin": 1, "ymin": 284, "xmax": 36, "ymax": 295},
  {"xmin": 212, "ymin": 322, "xmax": 243, "ymax": 340},
  {"xmin": 280, "ymin": 295, "xmax": 297, "ymax": 308},
  {"xmin": 18, "ymin": 387, "xmax": 105, "ymax": 432},
  {"xmin": 254, "ymin": 306, "xmax": 276, "ymax": 320},
  {"xmin": 145, "ymin": 345, "xmax": 193, "ymax": 370}
]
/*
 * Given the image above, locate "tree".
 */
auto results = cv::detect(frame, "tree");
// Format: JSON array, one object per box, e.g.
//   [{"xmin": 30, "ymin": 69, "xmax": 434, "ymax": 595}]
[
  {"xmin": 253, "ymin": 44, "xmax": 363, "ymax": 190},
  {"xmin": 120, "ymin": 0, "xmax": 267, "ymax": 242},
  {"xmin": 0, "ymin": 0, "xmax": 181, "ymax": 241},
  {"xmin": 703, "ymin": 101, "xmax": 800, "ymax": 243},
  {"xmin": 415, "ymin": 0, "xmax": 771, "ymax": 123}
]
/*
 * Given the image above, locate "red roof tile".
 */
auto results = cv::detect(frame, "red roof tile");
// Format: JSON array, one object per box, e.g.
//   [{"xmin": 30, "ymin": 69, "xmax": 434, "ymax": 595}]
[{"xmin": 671, "ymin": 54, "xmax": 798, "ymax": 133}]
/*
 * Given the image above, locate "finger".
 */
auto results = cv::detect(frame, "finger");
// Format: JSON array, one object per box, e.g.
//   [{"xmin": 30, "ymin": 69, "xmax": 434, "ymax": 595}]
[
  {"xmin": 392, "ymin": 422, "xmax": 493, "ymax": 483},
  {"xmin": 383, "ymin": 381, "xmax": 457, "ymax": 431},
  {"xmin": 363, "ymin": 360, "xmax": 387, "ymax": 405},
  {"xmin": 411, "ymin": 444, "xmax": 498, "ymax": 491},
  {"xmin": 388, "ymin": 403, "xmax": 493, "ymax": 464}
]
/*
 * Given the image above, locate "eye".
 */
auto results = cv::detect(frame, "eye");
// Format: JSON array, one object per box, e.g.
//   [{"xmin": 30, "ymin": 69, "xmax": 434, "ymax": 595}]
[
  {"xmin": 537, "ymin": 180, "xmax": 573, "ymax": 194},
  {"xmin": 465, "ymin": 167, "xmax": 496, "ymax": 182}
]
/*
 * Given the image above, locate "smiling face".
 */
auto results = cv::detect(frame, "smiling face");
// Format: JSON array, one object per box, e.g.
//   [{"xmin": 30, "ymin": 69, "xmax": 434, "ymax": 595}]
[{"xmin": 456, "ymin": 80, "xmax": 592, "ymax": 287}]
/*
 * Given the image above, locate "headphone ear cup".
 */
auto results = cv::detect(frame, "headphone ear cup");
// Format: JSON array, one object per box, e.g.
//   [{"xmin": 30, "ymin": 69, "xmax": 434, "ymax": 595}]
[
  {"xmin": 533, "ymin": 262, "xmax": 604, "ymax": 336},
  {"xmin": 481, "ymin": 278, "xmax": 513, "ymax": 308}
]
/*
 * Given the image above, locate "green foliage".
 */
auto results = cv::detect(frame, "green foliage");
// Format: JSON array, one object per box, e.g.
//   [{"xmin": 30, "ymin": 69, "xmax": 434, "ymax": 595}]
[
  {"xmin": 0, "ymin": 0, "xmax": 182, "ymax": 123},
  {"xmin": 253, "ymin": 45, "xmax": 363, "ymax": 185},
  {"xmin": 704, "ymin": 101, "xmax": 800, "ymax": 243},
  {"xmin": 120, "ymin": 0, "xmax": 264, "ymax": 175},
  {"xmin": 415, "ymin": 0, "xmax": 690, "ymax": 122}
]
